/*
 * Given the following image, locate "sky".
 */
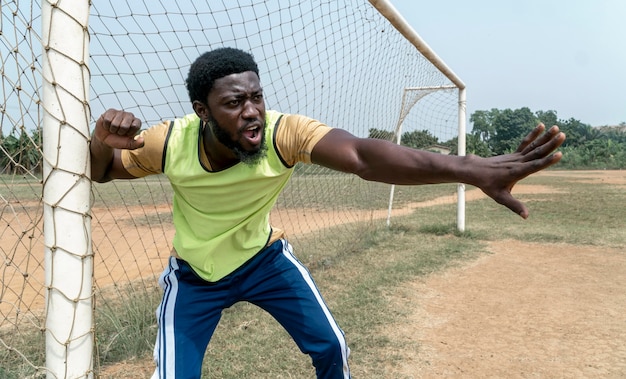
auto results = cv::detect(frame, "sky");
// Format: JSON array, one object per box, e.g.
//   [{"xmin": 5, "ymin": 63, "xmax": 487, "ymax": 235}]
[{"xmin": 390, "ymin": 0, "xmax": 626, "ymax": 127}]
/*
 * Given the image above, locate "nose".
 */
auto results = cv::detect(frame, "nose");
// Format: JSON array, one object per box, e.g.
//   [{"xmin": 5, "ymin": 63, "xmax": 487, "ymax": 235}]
[{"xmin": 241, "ymin": 99, "xmax": 261, "ymax": 119}]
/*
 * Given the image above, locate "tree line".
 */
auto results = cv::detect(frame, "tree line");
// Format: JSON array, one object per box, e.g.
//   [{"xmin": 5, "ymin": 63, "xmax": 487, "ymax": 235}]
[
  {"xmin": 2, "ymin": 107, "xmax": 625, "ymax": 175},
  {"xmin": 0, "ymin": 127, "xmax": 42, "ymax": 175},
  {"xmin": 369, "ymin": 107, "xmax": 626, "ymax": 170}
]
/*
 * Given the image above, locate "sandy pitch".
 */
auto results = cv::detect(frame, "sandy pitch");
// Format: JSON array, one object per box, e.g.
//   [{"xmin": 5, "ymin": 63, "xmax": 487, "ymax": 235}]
[{"xmin": 4, "ymin": 170, "xmax": 624, "ymax": 377}]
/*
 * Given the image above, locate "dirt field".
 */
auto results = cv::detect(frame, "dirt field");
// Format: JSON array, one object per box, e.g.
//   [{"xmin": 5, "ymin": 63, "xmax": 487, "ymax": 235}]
[
  {"xmin": 3, "ymin": 171, "xmax": 625, "ymax": 378},
  {"xmin": 380, "ymin": 170, "xmax": 626, "ymax": 378},
  {"xmin": 384, "ymin": 240, "xmax": 626, "ymax": 378},
  {"xmin": 95, "ymin": 170, "xmax": 626, "ymax": 378}
]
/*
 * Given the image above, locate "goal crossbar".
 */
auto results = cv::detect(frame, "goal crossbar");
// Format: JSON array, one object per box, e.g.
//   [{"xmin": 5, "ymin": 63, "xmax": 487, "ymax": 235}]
[{"xmin": 0, "ymin": 1, "xmax": 466, "ymax": 377}]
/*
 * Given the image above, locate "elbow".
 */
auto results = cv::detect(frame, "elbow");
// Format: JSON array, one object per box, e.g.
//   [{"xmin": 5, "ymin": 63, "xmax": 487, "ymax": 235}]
[
  {"xmin": 90, "ymin": 159, "xmax": 114, "ymax": 183},
  {"xmin": 352, "ymin": 163, "xmax": 388, "ymax": 183},
  {"xmin": 92, "ymin": 176, "xmax": 111, "ymax": 184},
  {"xmin": 90, "ymin": 170, "xmax": 111, "ymax": 183}
]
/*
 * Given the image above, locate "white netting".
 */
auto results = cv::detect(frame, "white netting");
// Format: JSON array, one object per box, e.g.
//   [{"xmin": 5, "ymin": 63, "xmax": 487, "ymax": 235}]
[{"xmin": 0, "ymin": 1, "xmax": 461, "ymax": 377}]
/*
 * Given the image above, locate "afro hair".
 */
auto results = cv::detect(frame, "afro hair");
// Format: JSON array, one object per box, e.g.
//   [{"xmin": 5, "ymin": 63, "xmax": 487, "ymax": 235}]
[{"xmin": 185, "ymin": 47, "xmax": 260, "ymax": 104}]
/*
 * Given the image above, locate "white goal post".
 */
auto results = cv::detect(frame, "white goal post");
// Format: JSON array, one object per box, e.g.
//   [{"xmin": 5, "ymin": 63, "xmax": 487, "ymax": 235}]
[
  {"xmin": 41, "ymin": 1, "xmax": 93, "ymax": 377},
  {"xmin": 370, "ymin": 0, "xmax": 467, "ymax": 232},
  {"xmin": 0, "ymin": 0, "xmax": 466, "ymax": 377}
]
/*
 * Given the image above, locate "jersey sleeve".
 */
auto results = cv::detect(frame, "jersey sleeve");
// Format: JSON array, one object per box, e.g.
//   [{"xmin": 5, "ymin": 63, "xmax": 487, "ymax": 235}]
[
  {"xmin": 274, "ymin": 113, "xmax": 332, "ymax": 166},
  {"xmin": 120, "ymin": 120, "xmax": 170, "ymax": 177}
]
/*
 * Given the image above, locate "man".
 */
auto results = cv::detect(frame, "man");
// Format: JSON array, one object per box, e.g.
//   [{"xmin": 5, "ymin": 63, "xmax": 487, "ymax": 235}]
[{"xmin": 90, "ymin": 47, "xmax": 565, "ymax": 378}]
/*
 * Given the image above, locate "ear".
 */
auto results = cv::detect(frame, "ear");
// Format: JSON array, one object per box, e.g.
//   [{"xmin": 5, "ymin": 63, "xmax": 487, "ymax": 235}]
[{"xmin": 192, "ymin": 100, "xmax": 210, "ymax": 121}]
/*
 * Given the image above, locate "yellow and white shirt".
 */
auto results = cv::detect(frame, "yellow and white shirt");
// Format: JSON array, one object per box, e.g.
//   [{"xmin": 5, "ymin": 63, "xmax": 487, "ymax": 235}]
[{"xmin": 121, "ymin": 110, "xmax": 331, "ymax": 281}]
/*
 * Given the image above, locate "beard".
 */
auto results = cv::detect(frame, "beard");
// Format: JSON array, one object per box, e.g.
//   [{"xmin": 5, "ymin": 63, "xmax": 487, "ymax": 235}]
[{"xmin": 208, "ymin": 116, "xmax": 268, "ymax": 167}]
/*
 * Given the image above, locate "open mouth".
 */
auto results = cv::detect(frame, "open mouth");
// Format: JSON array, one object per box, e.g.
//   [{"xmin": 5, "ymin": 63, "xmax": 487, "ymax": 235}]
[
  {"xmin": 241, "ymin": 124, "xmax": 262, "ymax": 146},
  {"xmin": 243, "ymin": 125, "xmax": 260, "ymax": 139}
]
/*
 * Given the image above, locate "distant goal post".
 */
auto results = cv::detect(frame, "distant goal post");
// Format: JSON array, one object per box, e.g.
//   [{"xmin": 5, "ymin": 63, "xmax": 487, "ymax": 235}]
[
  {"xmin": 0, "ymin": 0, "xmax": 466, "ymax": 377},
  {"xmin": 369, "ymin": 0, "xmax": 467, "ymax": 232},
  {"xmin": 387, "ymin": 85, "xmax": 467, "ymax": 231}
]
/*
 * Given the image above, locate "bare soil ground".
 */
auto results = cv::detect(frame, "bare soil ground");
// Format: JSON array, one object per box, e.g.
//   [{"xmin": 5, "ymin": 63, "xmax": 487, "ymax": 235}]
[
  {"xmin": 380, "ymin": 170, "xmax": 626, "ymax": 378},
  {"xmin": 100, "ymin": 230, "xmax": 626, "ymax": 378},
  {"xmin": 3, "ymin": 171, "xmax": 625, "ymax": 378},
  {"xmin": 383, "ymin": 240, "xmax": 626, "ymax": 378},
  {"xmin": 99, "ymin": 170, "xmax": 626, "ymax": 378}
]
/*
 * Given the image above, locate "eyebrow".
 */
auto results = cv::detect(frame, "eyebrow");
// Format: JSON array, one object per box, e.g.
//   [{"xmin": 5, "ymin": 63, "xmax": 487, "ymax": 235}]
[{"xmin": 220, "ymin": 88, "xmax": 263, "ymax": 100}]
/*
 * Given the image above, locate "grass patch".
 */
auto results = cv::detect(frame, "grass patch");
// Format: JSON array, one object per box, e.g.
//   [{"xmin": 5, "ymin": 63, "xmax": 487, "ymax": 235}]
[
  {"xmin": 463, "ymin": 175, "xmax": 626, "ymax": 247},
  {"xmin": 2, "ymin": 171, "xmax": 623, "ymax": 377},
  {"xmin": 201, "ymin": 224, "xmax": 483, "ymax": 378},
  {"xmin": 95, "ymin": 281, "xmax": 162, "ymax": 365},
  {"xmin": 0, "ymin": 329, "xmax": 46, "ymax": 379}
]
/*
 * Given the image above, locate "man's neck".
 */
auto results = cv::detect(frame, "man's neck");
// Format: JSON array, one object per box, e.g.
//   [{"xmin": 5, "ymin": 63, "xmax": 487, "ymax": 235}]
[{"xmin": 202, "ymin": 122, "xmax": 239, "ymax": 171}]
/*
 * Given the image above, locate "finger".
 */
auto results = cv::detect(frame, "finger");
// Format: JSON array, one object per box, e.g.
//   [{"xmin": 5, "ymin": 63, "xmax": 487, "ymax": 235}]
[
  {"xmin": 103, "ymin": 133, "xmax": 144, "ymax": 150},
  {"xmin": 520, "ymin": 125, "xmax": 562, "ymax": 155},
  {"xmin": 101, "ymin": 109, "xmax": 121, "ymax": 134},
  {"xmin": 491, "ymin": 190, "xmax": 530, "ymax": 219},
  {"xmin": 120, "ymin": 113, "xmax": 142, "ymax": 136},
  {"xmin": 515, "ymin": 123, "xmax": 545, "ymax": 153},
  {"xmin": 111, "ymin": 111, "xmax": 135, "ymax": 136},
  {"xmin": 514, "ymin": 152, "xmax": 564, "ymax": 182},
  {"xmin": 522, "ymin": 132, "xmax": 566, "ymax": 162},
  {"xmin": 130, "ymin": 117, "xmax": 142, "ymax": 133},
  {"xmin": 533, "ymin": 151, "xmax": 564, "ymax": 171},
  {"xmin": 519, "ymin": 125, "xmax": 555, "ymax": 155},
  {"xmin": 101, "ymin": 109, "xmax": 139, "ymax": 136}
]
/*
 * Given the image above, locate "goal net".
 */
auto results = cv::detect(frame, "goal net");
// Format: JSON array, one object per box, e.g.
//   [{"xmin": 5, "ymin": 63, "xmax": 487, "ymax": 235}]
[{"xmin": 0, "ymin": 0, "xmax": 465, "ymax": 377}]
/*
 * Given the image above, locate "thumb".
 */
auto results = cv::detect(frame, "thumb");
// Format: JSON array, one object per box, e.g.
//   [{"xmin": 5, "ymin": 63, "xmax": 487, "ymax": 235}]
[
  {"xmin": 126, "ymin": 134, "xmax": 145, "ymax": 150},
  {"xmin": 503, "ymin": 196, "xmax": 529, "ymax": 219},
  {"xmin": 100, "ymin": 133, "xmax": 144, "ymax": 150},
  {"xmin": 486, "ymin": 190, "xmax": 529, "ymax": 219}
]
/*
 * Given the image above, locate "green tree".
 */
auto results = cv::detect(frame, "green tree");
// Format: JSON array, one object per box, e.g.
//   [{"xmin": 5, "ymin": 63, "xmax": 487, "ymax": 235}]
[
  {"xmin": 490, "ymin": 107, "xmax": 538, "ymax": 155},
  {"xmin": 368, "ymin": 128, "xmax": 395, "ymax": 141},
  {"xmin": 0, "ymin": 128, "xmax": 42, "ymax": 175},
  {"xmin": 535, "ymin": 110, "xmax": 558, "ymax": 128},
  {"xmin": 465, "ymin": 134, "xmax": 491, "ymax": 157},
  {"xmin": 0, "ymin": 134, "xmax": 19, "ymax": 174},
  {"xmin": 444, "ymin": 135, "xmax": 490, "ymax": 157},
  {"xmin": 469, "ymin": 109, "xmax": 498, "ymax": 144},
  {"xmin": 400, "ymin": 129, "xmax": 439, "ymax": 150},
  {"xmin": 469, "ymin": 107, "xmax": 626, "ymax": 169},
  {"xmin": 599, "ymin": 128, "xmax": 626, "ymax": 144},
  {"xmin": 558, "ymin": 118, "xmax": 598, "ymax": 148}
]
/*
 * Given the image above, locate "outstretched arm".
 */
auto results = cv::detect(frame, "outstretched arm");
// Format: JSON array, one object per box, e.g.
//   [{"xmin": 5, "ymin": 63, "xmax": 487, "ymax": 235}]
[
  {"xmin": 90, "ymin": 109, "xmax": 145, "ymax": 183},
  {"xmin": 311, "ymin": 123, "xmax": 565, "ymax": 219}
]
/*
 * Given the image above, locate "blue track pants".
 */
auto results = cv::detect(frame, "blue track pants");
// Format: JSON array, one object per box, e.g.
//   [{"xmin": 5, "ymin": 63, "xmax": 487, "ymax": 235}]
[{"xmin": 151, "ymin": 239, "xmax": 351, "ymax": 378}]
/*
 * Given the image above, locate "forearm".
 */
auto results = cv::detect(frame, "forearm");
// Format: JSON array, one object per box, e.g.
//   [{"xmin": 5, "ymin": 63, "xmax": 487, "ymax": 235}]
[
  {"xmin": 352, "ymin": 139, "xmax": 477, "ymax": 185},
  {"xmin": 90, "ymin": 136, "xmax": 115, "ymax": 183},
  {"xmin": 312, "ymin": 130, "xmax": 479, "ymax": 186},
  {"xmin": 313, "ymin": 125, "xmax": 564, "ymax": 218}
]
